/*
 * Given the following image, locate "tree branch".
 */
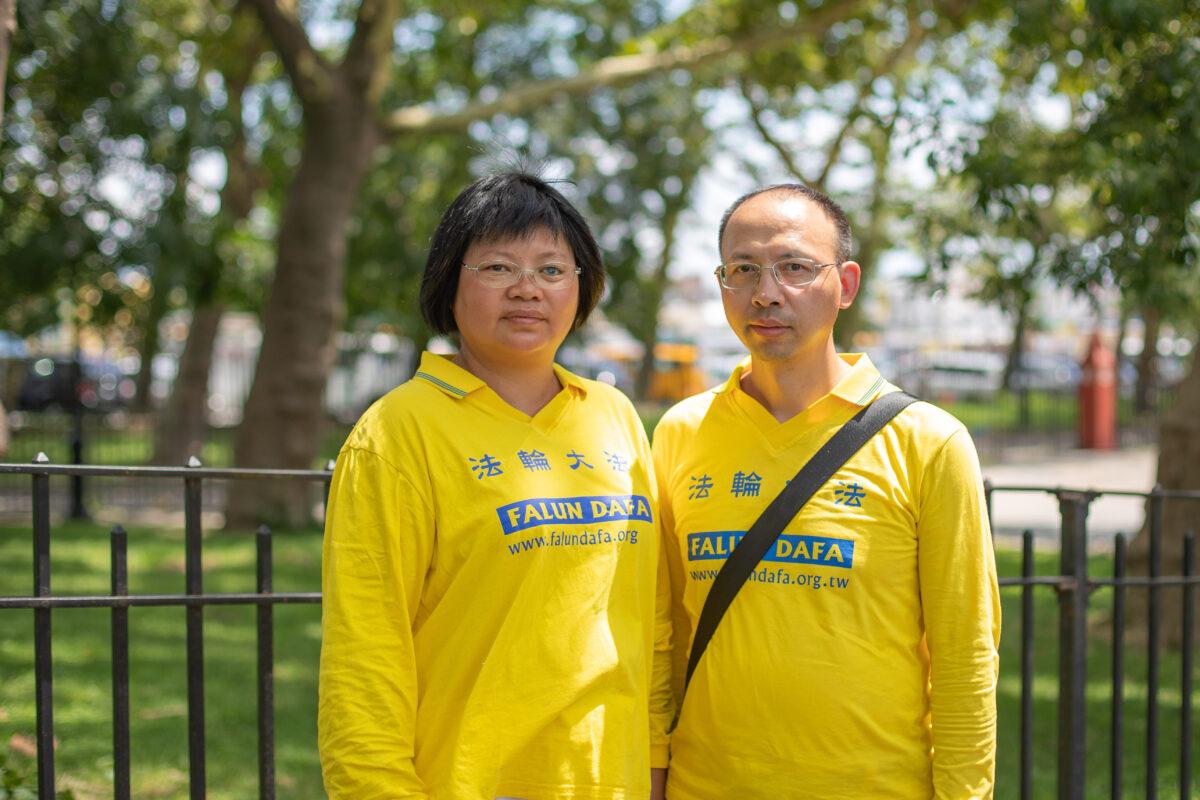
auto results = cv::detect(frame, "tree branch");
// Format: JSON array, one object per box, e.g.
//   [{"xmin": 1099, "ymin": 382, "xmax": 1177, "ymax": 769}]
[
  {"xmin": 383, "ymin": 0, "xmax": 863, "ymax": 136},
  {"xmin": 241, "ymin": 0, "xmax": 333, "ymax": 105},
  {"xmin": 812, "ymin": 19, "xmax": 927, "ymax": 189},
  {"xmin": 342, "ymin": 0, "xmax": 401, "ymax": 102},
  {"xmin": 739, "ymin": 77, "xmax": 809, "ymax": 183},
  {"xmin": 209, "ymin": 7, "xmax": 265, "ymax": 220}
]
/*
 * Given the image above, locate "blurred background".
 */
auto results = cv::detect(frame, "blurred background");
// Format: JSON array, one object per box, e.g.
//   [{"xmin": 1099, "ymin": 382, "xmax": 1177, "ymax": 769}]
[
  {"xmin": 2, "ymin": 3, "xmax": 1200, "ymax": 797},
  {"xmin": 0, "ymin": 0, "xmax": 1196, "ymax": 524}
]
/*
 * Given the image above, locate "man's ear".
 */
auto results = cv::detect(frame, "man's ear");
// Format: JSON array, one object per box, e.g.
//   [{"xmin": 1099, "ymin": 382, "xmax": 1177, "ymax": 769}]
[{"xmin": 837, "ymin": 262, "xmax": 861, "ymax": 309}]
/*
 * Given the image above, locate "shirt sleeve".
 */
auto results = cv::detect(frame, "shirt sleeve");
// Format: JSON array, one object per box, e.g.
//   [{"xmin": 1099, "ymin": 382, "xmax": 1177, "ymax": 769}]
[
  {"xmin": 318, "ymin": 445, "xmax": 435, "ymax": 800},
  {"xmin": 631, "ymin": 406, "xmax": 675, "ymax": 769},
  {"xmin": 916, "ymin": 428, "xmax": 1002, "ymax": 799},
  {"xmin": 649, "ymin": 512, "xmax": 675, "ymax": 768},
  {"xmin": 650, "ymin": 421, "xmax": 692, "ymax": 725}
]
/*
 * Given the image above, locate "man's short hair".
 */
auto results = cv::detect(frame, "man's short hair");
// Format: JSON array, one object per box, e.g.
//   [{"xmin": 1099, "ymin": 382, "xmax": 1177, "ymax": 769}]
[
  {"xmin": 419, "ymin": 171, "xmax": 606, "ymax": 335},
  {"xmin": 718, "ymin": 183, "xmax": 854, "ymax": 265}
]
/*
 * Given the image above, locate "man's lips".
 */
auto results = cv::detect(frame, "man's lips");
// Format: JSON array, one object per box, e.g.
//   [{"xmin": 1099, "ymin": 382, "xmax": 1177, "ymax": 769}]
[{"xmin": 748, "ymin": 320, "xmax": 791, "ymax": 336}]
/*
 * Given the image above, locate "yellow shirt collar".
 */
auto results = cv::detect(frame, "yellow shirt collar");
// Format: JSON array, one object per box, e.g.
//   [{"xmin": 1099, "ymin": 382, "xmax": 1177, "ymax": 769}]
[{"xmin": 414, "ymin": 351, "xmax": 588, "ymax": 399}]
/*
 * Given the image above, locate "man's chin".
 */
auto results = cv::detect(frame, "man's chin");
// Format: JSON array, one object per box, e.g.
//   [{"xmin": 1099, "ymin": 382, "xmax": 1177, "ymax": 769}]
[{"xmin": 745, "ymin": 340, "xmax": 799, "ymax": 362}]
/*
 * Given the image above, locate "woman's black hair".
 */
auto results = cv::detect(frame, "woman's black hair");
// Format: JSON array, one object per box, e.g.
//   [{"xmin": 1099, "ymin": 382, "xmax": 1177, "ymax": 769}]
[{"xmin": 419, "ymin": 171, "xmax": 606, "ymax": 335}]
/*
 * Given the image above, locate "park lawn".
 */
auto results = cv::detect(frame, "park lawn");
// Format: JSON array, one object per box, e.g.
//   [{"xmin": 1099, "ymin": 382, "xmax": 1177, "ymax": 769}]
[
  {"xmin": 994, "ymin": 547, "xmax": 1199, "ymax": 799},
  {"xmin": 0, "ymin": 520, "xmax": 325, "ymax": 799},
  {"xmin": 933, "ymin": 391, "xmax": 1156, "ymax": 433},
  {"xmin": 1, "ymin": 523, "xmax": 1197, "ymax": 799}
]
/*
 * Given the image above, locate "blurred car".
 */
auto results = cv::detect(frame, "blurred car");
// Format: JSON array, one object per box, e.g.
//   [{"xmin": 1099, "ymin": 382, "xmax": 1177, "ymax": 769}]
[
  {"xmin": 892, "ymin": 350, "xmax": 1005, "ymax": 400},
  {"xmin": 16, "ymin": 357, "xmax": 137, "ymax": 412},
  {"xmin": 1010, "ymin": 352, "xmax": 1081, "ymax": 391}
]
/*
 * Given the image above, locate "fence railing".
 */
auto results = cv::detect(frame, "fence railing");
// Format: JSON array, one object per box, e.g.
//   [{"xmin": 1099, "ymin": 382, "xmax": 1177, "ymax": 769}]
[
  {"xmin": 1, "ymin": 462, "xmax": 1199, "ymax": 798},
  {"xmin": 984, "ymin": 482, "xmax": 1200, "ymax": 800},
  {"xmin": 0, "ymin": 460, "xmax": 329, "ymax": 800}
]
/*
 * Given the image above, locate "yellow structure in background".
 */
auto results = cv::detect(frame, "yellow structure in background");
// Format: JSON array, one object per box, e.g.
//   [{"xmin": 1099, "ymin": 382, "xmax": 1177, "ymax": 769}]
[{"xmin": 647, "ymin": 341, "xmax": 707, "ymax": 403}]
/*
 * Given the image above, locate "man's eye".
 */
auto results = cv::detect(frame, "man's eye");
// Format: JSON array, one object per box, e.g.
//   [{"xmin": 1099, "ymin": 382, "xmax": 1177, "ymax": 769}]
[
  {"xmin": 732, "ymin": 263, "xmax": 758, "ymax": 274},
  {"xmin": 779, "ymin": 260, "xmax": 816, "ymax": 274}
]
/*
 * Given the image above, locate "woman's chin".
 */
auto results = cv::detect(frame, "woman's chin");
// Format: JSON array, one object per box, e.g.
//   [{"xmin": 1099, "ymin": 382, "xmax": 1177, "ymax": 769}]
[{"xmin": 480, "ymin": 333, "xmax": 561, "ymax": 362}]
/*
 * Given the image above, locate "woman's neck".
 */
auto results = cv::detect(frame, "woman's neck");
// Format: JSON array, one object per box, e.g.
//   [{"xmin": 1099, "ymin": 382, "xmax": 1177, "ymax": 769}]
[{"xmin": 453, "ymin": 344, "xmax": 562, "ymax": 416}]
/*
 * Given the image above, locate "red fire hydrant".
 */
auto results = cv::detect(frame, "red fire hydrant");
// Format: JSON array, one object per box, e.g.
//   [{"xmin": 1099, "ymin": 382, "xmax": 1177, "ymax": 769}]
[{"xmin": 1079, "ymin": 333, "xmax": 1117, "ymax": 449}]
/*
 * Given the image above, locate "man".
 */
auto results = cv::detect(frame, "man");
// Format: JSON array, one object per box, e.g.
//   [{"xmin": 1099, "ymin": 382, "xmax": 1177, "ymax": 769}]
[{"xmin": 652, "ymin": 184, "xmax": 1000, "ymax": 799}]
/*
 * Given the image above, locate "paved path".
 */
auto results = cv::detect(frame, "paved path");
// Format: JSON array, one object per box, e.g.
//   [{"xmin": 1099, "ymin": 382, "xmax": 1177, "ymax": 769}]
[{"xmin": 983, "ymin": 445, "xmax": 1158, "ymax": 546}]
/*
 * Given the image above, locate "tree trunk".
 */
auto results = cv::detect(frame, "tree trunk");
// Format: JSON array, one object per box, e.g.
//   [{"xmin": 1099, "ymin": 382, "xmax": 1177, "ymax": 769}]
[
  {"xmin": 225, "ymin": 94, "xmax": 379, "ymax": 527},
  {"xmin": 406, "ymin": 333, "xmax": 430, "ymax": 378},
  {"xmin": 134, "ymin": 274, "xmax": 169, "ymax": 411},
  {"xmin": 1135, "ymin": 304, "xmax": 1160, "ymax": 415},
  {"xmin": 834, "ymin": 113, "xmax": 895, "ymax": 351},
  {"xmin": 1114, "ymin": 302, "xmax": 1130, "ymax": 382},
  {"xmin": 1127, "ymin": 347, "xmax": 1200, "ymax": 647},
  {"xmin": 154, "ymin": 29, "xmax": 260, "ymax": 464},
  {"xmin": 153, "ymin": 303, "xmax": 223, "ymax": 465},
  {"xmin": 633, "ymin": 203, "xmax": 684, "ymax": 401},
  {"xmin": 0, "ymin": 0, "xmax": 14, "ymax": 129},
  {"xmin": 1001, "ymin": 289, "xmax": 1031, "ymax": 390}
]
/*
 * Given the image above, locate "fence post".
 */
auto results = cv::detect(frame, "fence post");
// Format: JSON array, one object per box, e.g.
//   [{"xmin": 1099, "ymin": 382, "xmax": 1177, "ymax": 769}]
[
  {"xmin": 31, "ymin": 452, "xmax": 55, "ymax": 799},
  {"xmin": 184, "ymin": 456, "xmax": 206, "ymax": 799},
  {"xmin": 1180, "ymin": 531, "xmax": 1195, "ymax": 799},
  {"xmin": 1057, "ymin": 490, "xmax": 1092, "ymax": 800},
  {"xmin": 110, "ymin": 525, "xmax": 131, "ymax": 800},
  {"xmin": 1146, "ymin": 484, "xmax": 1164, "ymax": 799},
  {"xmin": 256, "ymin": 524, "xmax": 276, "ymax": 800},
  {"xmin": 69, "ymin": 354, "xmax": 88, "ymax": 520}
]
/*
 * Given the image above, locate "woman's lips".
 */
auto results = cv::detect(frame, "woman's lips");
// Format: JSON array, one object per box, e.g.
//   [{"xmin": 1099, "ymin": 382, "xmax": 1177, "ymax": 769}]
[{"xmin": 504, "ymin": 312, "xmax": 546, "ymax": 324}]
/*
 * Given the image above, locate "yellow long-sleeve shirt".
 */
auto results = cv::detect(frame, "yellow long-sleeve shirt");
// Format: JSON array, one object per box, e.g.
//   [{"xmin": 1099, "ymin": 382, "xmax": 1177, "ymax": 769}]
[
  {"xmin": 320, "ymin": 352, "xmax": 672, "ymax": 800},
  {"xmin": 652, "ymin": 354, "xmax": 1000, "ymax": 799}
]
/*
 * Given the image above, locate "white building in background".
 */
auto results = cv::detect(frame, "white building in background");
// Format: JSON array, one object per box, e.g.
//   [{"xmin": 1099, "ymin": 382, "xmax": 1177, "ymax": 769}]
[{"xmin": 153, "ymin": 311, "xmax": 413, "ymax": 426}]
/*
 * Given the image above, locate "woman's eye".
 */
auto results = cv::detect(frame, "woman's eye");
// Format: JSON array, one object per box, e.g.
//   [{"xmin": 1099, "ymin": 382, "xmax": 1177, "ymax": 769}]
[
  {"xmin": 482, "ymin": 262, "xmax": 514, "ymax": 274},
  {"xmin": 539, "ymin": 265, "xmax": 564, "ymax": 277}
]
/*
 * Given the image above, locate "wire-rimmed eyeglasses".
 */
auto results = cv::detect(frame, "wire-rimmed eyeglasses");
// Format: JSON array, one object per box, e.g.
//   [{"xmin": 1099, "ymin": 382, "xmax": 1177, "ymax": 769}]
[{"xmin": 714, "ymin": 258, "xmax": 838, "ymax": 290}]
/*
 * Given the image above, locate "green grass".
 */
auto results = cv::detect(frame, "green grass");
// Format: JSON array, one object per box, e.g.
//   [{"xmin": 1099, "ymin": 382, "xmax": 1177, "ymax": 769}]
[
  {"xmin": 928, "ymin": 391, "xmax": 1163, "ymax": 433},
  {"xmin": 1, "ymin": 527, "xmax": 1197, "ymax": 798},
  {"xmin": 0, "ymin": 521, "xmax": 324, "ymax": 799},
  {"xmin": 993, "ymin": 547, "xmax": 1199, "ymax": 799}
]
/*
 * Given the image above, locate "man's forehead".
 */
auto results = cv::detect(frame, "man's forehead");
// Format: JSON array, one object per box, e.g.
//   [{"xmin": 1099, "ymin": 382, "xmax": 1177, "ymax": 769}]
[{"xmin": 723, "ymin": 192, "xmax": 837, "ymax": 253}]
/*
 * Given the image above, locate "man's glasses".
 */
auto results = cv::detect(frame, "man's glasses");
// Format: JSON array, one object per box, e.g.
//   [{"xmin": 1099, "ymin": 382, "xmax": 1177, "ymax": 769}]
[
  {"xmin": 714, "ymin": 258, "xmax": 838, "ymax": 290},
  {"xmin": 462, "ymin": 260, "xmax": 582, "ymax": 290}
]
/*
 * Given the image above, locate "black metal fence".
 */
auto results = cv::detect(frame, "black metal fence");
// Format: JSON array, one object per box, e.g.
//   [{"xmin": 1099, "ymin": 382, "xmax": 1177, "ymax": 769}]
[
  {"xmin": 0, "ymin": 412, "xmax": 347, "ymax": 523},
  {"xmin": 984, "ymin": 482, "xmax": 1200, "ymax": 799},
  {"xmin": 0, "ymin": 461, "xmax": 329, "ymax": 800},
  {"xmin": 1, "ymin": 463, "xmax": 1199, "ymax": 798}
]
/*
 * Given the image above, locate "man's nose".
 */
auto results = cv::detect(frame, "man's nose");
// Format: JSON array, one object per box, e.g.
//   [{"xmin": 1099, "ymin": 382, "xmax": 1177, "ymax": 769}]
[{"xmin": 751, "ymin": 269, "xmax": 784, "ymax": 307}]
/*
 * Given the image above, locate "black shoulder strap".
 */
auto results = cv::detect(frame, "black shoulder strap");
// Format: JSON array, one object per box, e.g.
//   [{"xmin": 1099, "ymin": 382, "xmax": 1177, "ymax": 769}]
[{"xmin": 683, "ymin": 390, "xmax": 918, "ymax": 691}]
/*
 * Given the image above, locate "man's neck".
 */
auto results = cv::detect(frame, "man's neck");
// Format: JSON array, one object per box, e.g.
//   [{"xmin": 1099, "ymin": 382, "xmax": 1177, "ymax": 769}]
[{"xmin": 740, "ymin": 342, "xmax": 850, "ymax": 423}]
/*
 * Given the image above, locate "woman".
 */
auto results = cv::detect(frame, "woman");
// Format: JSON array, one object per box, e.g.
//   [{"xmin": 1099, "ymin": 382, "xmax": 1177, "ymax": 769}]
[{"xmin": 319, "ymin": 171, "xmax": 671, "ymax": 800}]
